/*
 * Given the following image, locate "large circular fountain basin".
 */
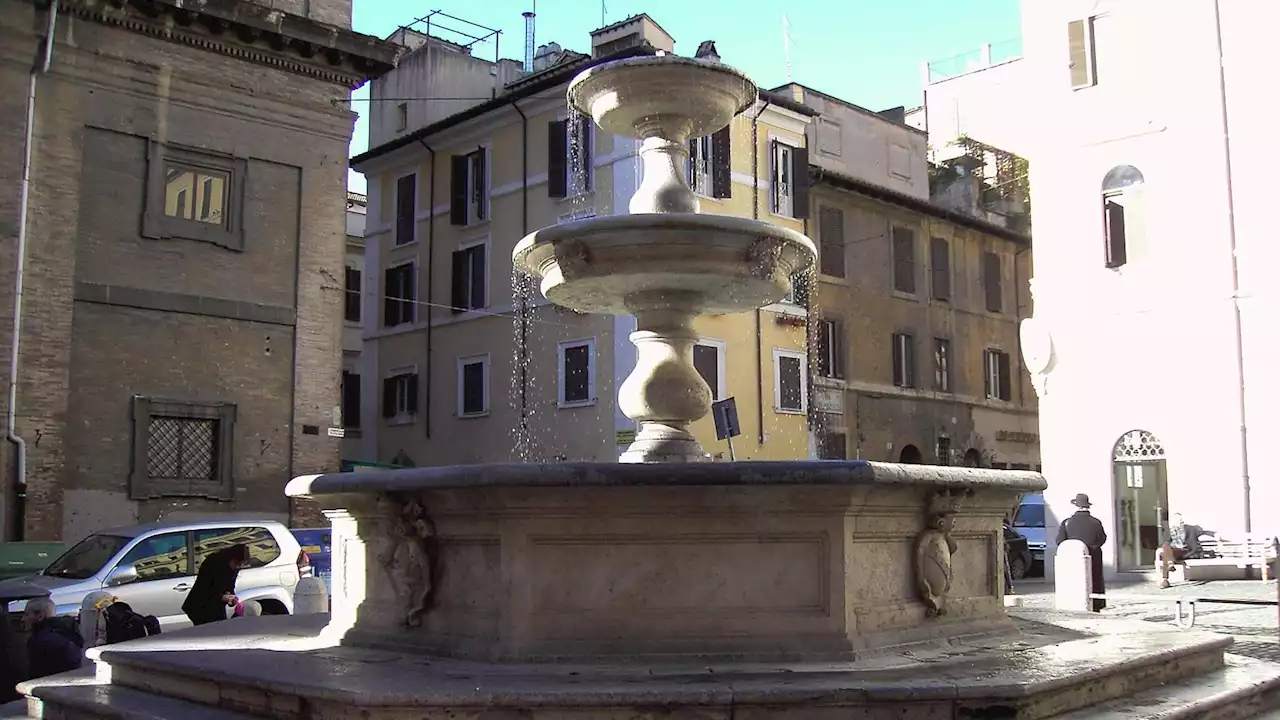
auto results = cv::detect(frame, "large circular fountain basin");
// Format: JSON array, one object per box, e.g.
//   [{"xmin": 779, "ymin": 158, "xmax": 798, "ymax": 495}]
[
  {"xmin": 512, "ymin": 213, "xmax": 816, "ymax": 316},
  {"xmin": 569, "ymin": 56, "xmax": 757, "ymax": 140}
]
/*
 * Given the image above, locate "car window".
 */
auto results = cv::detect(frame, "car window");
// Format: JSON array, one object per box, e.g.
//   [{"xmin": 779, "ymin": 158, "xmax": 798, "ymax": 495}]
[
  {"xmin": 1014, "ymin": 503, "xmax": 1045, "ymax": 528},
  {"xmin": 44, "ymin": 534, "xmax": 130, "ymax": 580},
  {"xmin": 194, "ymin": 527, "xmax": 281, "ymax": 569},
  {"xmin": 119, "ymin": 532, "xmax": 190, "ymax": 582}
]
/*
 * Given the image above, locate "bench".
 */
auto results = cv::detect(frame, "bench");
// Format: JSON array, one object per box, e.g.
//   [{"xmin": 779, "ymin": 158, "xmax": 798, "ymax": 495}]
[{"xmin": 1170, "ymin": 534, "xmax": 1278, "ymax": 583}]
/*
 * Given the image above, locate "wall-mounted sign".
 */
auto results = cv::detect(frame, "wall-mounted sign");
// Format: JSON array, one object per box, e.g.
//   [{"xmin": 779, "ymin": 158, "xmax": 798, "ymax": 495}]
[
  {"xmin": 615, "ymin": 430, "xmax": 637, "ymax": 445},
  {"xmin": 813, "ymin": 388, "xmax": 843, "ymax": 414},
  {"xmin": 996, "ymin": 430, "xmax": 1038, "ymax": 444}
]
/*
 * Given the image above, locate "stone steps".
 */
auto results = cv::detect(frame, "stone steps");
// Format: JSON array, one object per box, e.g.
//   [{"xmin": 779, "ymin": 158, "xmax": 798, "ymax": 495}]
[
  {"xmin": 30, "ymin": 685, "xmax": 258, "ymax": 720},
  {"xmin": 1050, "ymin": 655, "xmax": 1280, "ymax": 720}
]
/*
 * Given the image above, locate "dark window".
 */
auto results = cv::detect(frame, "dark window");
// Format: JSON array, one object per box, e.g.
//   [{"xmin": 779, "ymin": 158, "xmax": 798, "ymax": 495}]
[
  {"xmin": 930, "ymin": 237, "xmax": 950, "ymax": 301},
  {"xmin": 693, "ymin": 343, "xmax": 720, "ymax": 400},
  {"xmin": 384, "ymin": 263, "xmax": 416, "ymax": 326},
  {"xmin": 449, "ymin": 149, "xmax": 487, "ymax": 225},
  {"xmin": 119, "ymin": 532, "xmax": 190, "ymax": 582},
  {"xmin": 770, "ymin": 141, "xmax": 810, "ymax": 219},
  {"xmin": 819, "ymin": 207, "xmax": 845, "ymax": 277},
  {"xmin": 344, "ymin": 266, "xmax": 361, "ymax": 323},
  {"xmin": 395, "ymin": 174, "xmax": 416, "ymax": 245},
  {"xmin": 450, "ymin": 244, "xmax": 486, "ymax": 312},
  {"xmin": 787, "ymin": 271, "xmax": 811, "ymax": 308},
  {"xmin": 1104, "ymin": 196, "xmax": 1127, "ymax": 267},
  {"xmin": 381, "ymin": 373, "xmax": 419, "ymax": 419},
  {"xmin": 1102, "ymin": 165, "xmax": 1144, "ymax": 269},
  {"xmin": 936, "ymin": 437, "xmax": 952, "ymax": 465},
  {"xmin": 130, "ymin": 398, "xmax": 236, "ymax": 501},
  {"xmin": 777, "ymin": 353, "xmax": 804, "ymax": 412},
  {"xmin": 892, "ymin": 333, "xmax": 915, "ymax": 388},
  {"xmin": 934, "ymin": 338, "xmax": 951, "ymax": 392},
  {"xmin": 818, "ymin": 433, "xmax": 847, "ymax": 460},
  {"xmin": 341, "ymin": 371, "xmax": 361, "ymax": 430},
  {"xmin": 892, "ymin": 226, "xmax": 916, "ymax": 294},
  {"xmin": 983, "ymin": 252, "xmax": 1003, "ymax": 313},
  {"xmin": 688, "ymin": 126, "xmax": 731, "ymax": 199},
  {"xmin": 984, "ymin": 349, "xmax": 1013, "ymax": 401},
  {"xmin": 817, "ymin": 318, "xmax": 845, "ymax": 379},
  {"xmin": 193, "ymin": 527, "xmax": 280, "ymax": 569},
  {"xmin": 460, "ymin": 359, "xmax": 487, "ymax": 416},
  {"xmin": 1067, "ymin": 18, "xmax": 1097, "ymax": 89},
  {"xmin": 548, "ymin": 113, "xmax": 593, "ymax": 198},
  {"xmin": 561, "ymin": 342, "xmax": 592, "ymax": 405}
]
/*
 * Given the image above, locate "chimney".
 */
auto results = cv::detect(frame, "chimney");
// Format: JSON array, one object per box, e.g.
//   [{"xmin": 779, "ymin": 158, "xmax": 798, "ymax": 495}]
[
  {"xmin": 694, "ymin": 41, "xmax": 720, "ymax": 63},
  {"xmin": 523, "ymin": 11, "xmax": 536, "ymax": 72}
]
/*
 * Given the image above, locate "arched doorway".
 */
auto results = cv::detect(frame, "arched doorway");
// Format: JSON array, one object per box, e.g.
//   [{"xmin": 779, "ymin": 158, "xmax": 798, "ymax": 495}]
[
  {"xmin": 962, "ymin": 448, "xmax": 982, "ymax": 467},
  {"xmin": 899, "ymin": 444, "xmax": 923, "ymax": 464},
  {"xmin": 1112, "ymin": 429, "xmax": 1168, "ymax": 571}
]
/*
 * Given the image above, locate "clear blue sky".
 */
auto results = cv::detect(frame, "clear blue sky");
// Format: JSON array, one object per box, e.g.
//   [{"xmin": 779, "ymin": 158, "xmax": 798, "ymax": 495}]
[{"xmin": 347, "ymin": 0, "xmax": 1021, "ymax": 192}]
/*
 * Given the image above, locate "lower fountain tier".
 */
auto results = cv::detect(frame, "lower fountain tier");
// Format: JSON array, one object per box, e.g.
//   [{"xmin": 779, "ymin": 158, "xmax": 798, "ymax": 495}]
[
  {"xmin": 511, "ymin": 213, "xmax": 816, "ymax": 316},
  {"xmin": 286, "ymin": 461, "xmax": 1043, "ymax": 662}
]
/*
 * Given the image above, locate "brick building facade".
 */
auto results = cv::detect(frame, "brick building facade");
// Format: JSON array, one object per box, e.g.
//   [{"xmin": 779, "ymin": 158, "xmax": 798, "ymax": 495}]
[{"xmin": 0, "ymin": 0, "xmax": 397, "ymax": 541}]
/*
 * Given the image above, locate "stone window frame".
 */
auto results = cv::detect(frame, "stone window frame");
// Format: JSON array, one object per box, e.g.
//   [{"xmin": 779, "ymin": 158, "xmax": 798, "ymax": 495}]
[
  {"xmin": 142, "ymin": 141, "xmax": 248, "ymax": 252},
  {"xmin": 129, "ymin": 397, "xmax": 236, "ymax": 501}
]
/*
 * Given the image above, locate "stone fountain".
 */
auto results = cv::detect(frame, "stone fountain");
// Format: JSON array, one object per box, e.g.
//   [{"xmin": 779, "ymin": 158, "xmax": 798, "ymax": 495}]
[{"xmin": 18, "ymin": 53, "xmax": 1280, "ymax": 720}]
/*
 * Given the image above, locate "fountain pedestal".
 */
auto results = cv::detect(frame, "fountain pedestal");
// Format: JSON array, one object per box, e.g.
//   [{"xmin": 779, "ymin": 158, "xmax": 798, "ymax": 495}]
[{"xmin": 299, "ymin": 463, "xmax": 1030, "ymax": 662}]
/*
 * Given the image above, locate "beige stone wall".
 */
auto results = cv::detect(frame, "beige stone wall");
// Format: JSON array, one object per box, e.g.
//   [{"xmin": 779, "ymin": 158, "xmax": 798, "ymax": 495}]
[{"xmin": 0, "ymin": 2, "xmax": 368, "ymax": 540}]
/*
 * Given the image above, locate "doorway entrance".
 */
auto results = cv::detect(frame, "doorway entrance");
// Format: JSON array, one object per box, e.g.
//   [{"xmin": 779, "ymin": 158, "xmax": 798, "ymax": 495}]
[
  {"xmin": 899, "ymin": 444, "xmax": 923, "ymax": 464},
  {"xmin": 1111, "ymin": 429, "xmax": 1168, "ymax": 570}
]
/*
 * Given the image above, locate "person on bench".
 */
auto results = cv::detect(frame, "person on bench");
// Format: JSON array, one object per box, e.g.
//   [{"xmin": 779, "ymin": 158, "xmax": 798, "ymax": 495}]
[{"xmin": 1159, "ymin": 512, "xmax": 1206, "ymax": 589}]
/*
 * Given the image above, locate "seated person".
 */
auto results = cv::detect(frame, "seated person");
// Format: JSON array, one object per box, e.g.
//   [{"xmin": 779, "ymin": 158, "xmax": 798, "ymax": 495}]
[
  {"xmin": 23, "ymin": 597, "xmax": 84, "ymax": 681},
  {"xmin": 1159, "ymin": 513, "xmax": 1208, "ymax": 588}
]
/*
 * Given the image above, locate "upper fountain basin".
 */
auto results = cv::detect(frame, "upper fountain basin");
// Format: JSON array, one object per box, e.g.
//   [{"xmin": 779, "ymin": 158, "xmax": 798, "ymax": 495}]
[
  {"xmin": 569, "ymin": 55, "xmax": 757, "ymax": 141},
  {"xmin": 512, "ymin": 213, "xmax": 816, "ymax": 316}
]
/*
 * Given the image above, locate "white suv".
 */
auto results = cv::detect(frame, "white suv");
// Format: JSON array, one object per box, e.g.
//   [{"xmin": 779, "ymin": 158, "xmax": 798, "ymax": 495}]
[{"xmin": 0, "ymin": 519, "xmax": 303, "ymax": 630}]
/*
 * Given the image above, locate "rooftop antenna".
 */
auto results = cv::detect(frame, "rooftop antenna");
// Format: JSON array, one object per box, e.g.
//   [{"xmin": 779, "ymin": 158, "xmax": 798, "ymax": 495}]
[
  {"xmin": 783, "ymin": 14, "xmax": 793, "ymax": 82},
  {"xmin": 601, "ymin": 1, "xmax": 607, "ymax": 27},
  {"xmin": 523, "ymin": 6, "xmax": 535, "ymax": 72}
]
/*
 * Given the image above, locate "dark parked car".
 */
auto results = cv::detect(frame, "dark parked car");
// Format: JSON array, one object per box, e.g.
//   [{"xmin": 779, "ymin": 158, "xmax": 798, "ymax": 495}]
[{"xmin": 1004, "ymin": 524, "xmax": 1033, "ymax": 580}]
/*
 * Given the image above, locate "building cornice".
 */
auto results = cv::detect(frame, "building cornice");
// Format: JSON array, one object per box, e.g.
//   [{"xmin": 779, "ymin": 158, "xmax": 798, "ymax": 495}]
[{"xmin": 54, "ymin": 0, "xmax": 400, "ymax": 89}]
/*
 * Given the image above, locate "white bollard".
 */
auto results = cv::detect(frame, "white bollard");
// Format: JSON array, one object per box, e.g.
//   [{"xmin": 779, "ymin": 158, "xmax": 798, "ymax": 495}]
[
  {"xmin": 294, "ymin": 577, "xmax": 329, "ymax": 615},
  {"xmin": 1054, "ymin": 539, "xmax": 1093, "ymax": 612}
]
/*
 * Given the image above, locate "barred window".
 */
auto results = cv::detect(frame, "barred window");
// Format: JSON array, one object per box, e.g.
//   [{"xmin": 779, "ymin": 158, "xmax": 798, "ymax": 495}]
[{"xmin": 131, "ymin": 398, "xmax": 235, "ymax": 501}]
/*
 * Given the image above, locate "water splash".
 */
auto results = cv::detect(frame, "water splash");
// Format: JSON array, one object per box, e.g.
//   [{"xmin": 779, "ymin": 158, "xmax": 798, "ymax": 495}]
[{"xmin": 510, "ymin": 269, "xmax": 543, "ymax": 462}]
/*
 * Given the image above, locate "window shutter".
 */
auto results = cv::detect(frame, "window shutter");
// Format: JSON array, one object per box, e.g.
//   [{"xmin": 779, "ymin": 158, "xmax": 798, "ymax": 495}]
[
  {"xmin": 406, "ymin": 374, "xmax": 420, "ymax": 414},
  {"xmin": 450, "ymin": 251, "xmax": 466, "ymax": 314},
  {"xmin": 892, "ymin": 334, "xmax": 903, "ymax": 386},
  {"xmin": 904, "ymin": 336, "xmax": 915, "ymax": 387},
  {"xmin": 576, "ymin": 115, "xmax": 593, "ymax": 191},
  {"xmin": 893, "ymin": 228, "xmax": 916, "ymax": 294},
  {"xmin": 816, "ymin": 323, "xmax": 830, "ymax": 378},
  {"xmin": 1104, "ymin": 197, "xmax": 1127, "ymax": 268},
  {"xmin": 382, "ymin": 268, "xmax": 398, "ymax": 326},
  {"xmin": 930, "ymin": 237, "xmax": 950, "ymax": 300},
  {"xmin": 711, "ymin": 125, "xmax": 731, "ymax": 198},
  {"xmin": 832, "ymin": 321, "xmax": 845, "ymax": 380},
  {"xmin": 548, "ymin": 120, "xmax": 568, "ymax": 198},
  {"xmin": 474, "ymin": 151, "xmax": 488, "ymax": 220},
  {"xmin": 983, "ymin": 252, "xmax": 1003, "ymax": 312},
  {"xmin": 449, "ymin": 155, "xmax": 468, "ymax": 225},
  {"xmin": 819, "ymin": 207, "xmax": 845, "ymax": 277},
  {"xmin": 770, "ymin": 140, "xmax": 783, "ymax": 213},
  {"xmin": 381, "ymin": 378, "xmax": 396, "ymax": 418},
  {"xmin": 790, "ymin": 145, "xmax": 810, "ymax": 219},
  {"xmin": 983, "ymin": 351, "xmax": 993, "ymax": 398},
  {"xmin": 1067, "ymin": 20, "xmax": 1091, "ymax": 88},
  {"xmin": 469, "ymin": 246, "xmax": 486, "ymax": 310},
  {"xmin": 997, "ymin": 353, "xmax": 1012, "ymax": 402},
  {"xmin": 396, "ymin": 174, "xmax": 416, "ymax": 245}
]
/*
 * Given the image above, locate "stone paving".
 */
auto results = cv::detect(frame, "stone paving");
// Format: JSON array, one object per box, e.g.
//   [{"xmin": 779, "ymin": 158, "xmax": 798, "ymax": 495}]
[{"xmin": 1011, "ymin": 574, "xmax": 1280, "ymax": 662}]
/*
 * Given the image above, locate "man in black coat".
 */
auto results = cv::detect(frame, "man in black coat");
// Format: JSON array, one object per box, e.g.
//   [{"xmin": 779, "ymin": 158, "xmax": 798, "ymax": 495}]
[
  {"xmin": 22, "ymin": 597, "xmax": 83, "ymax": 680},
  {"xmin": 182, "ymin": 544, "xmax": 250, "ymax": 626},
  {"xmin": 1057, "ymin": 493, "xmax": 1108, "ymax": 611}
]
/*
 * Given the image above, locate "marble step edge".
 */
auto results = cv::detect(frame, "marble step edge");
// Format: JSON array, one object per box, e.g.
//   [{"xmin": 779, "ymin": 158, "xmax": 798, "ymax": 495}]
[
  {"xmin": 91, "ymin": 634, "xmax": 1233, "ymax": 716},
  {"xmin": 1049, "ymin": 655, "xmax": 1280, "ymax": 720},
  {"xmin": 30, "ymin": 684, "xmax": 262, "ymax": 720}
]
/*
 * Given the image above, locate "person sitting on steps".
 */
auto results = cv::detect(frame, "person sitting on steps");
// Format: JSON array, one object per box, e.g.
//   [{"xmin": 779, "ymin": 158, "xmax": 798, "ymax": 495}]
[{"xmin": 1159, "ymin": 512, "xmax": 1207, "ymax": 589}]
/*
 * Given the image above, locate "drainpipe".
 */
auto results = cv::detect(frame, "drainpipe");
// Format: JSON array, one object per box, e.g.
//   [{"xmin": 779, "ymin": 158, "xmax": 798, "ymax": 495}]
[
  {"xmin": 417, "ymin": 139, "xmax": 435, "ymax": 439},
  {"xmin": 510, "ymin": 100, "xmax": 530, "ymax": 438},
  {"xmin": 1212, "ymin": 0, "xmax": 1252, "ymax": 532},
  {"xmin": 752, "ymin": 98, "xmax": 772, "ymax": 447},
  {"xmin": 9, "ymin": 1, "xmax": 58, "ymax": 542}
]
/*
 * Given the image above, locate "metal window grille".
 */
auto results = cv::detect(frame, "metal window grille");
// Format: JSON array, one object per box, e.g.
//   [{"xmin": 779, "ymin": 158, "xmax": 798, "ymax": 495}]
[{"xmin": 147, "ymin": 416, "xmax": 217, "ymax": 482}]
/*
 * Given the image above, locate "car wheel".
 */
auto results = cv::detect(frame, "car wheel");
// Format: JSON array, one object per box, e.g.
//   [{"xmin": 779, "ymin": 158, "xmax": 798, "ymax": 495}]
[{"xmin": 1009, "ymin": 553, "xmax": 1029, "ymax": 580}]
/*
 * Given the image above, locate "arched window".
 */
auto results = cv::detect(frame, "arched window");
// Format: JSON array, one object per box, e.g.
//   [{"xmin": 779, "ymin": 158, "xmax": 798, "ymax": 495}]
[{"xmin": 1101, "ymin": 165, "xmax": 1145, "ymax": 269}]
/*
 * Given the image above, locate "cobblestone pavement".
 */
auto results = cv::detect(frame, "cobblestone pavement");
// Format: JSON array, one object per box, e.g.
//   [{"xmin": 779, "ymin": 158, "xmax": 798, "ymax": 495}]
[{"xmin": 1010, "ymin": 575, "xmax": 1280, "ymax": 662}]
